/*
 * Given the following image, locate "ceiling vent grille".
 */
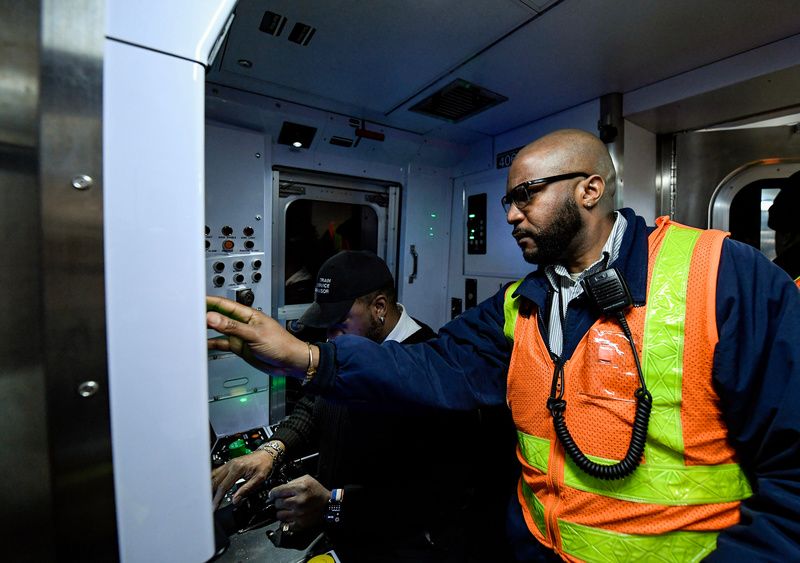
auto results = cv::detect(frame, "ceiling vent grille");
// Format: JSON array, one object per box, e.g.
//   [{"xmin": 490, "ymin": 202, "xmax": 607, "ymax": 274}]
[
  {"xmin": 288, "ymin": 22, "xmax": 316, "ymax": 46},
  {"xmin": 409, "ymin": 79, "xmax": 507, "ymax": 123},
  {"xmin": 259, "ymin": 11, "xmax": 287, "ymax": 36}
]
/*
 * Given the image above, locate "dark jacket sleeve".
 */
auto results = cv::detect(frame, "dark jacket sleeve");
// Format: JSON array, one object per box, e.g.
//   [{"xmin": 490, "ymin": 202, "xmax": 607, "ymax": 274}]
[
  {"xmin": 270, "ymin": 395, "xmax": 319, "ymax": 455},
  {"xmin": 307, "ymin": 286, "xmax": 513, "ymax": 410},
  {"xmin": 707, "ymin": 239, "xmax": 800, "ymax": 560}
]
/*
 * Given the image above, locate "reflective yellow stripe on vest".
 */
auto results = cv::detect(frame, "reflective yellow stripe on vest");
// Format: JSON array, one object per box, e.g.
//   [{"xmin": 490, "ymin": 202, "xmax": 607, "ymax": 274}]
[
  {"xmin": 506, "ymin": 224, "xmax": 752, "ymax": 561},
  {"xmin": 521, "ymin": 480, "xmax": 720, "ymax": 563},
  {"xmin": 503, "ymin": 279, "xmax": 523, "ymax": 343}
]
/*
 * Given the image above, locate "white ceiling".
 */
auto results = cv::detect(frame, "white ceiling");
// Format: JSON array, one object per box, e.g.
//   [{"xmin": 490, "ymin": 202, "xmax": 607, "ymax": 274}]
[{"xmin": 206, "ymin": 0, "xmax": 800, "ymax": 143}]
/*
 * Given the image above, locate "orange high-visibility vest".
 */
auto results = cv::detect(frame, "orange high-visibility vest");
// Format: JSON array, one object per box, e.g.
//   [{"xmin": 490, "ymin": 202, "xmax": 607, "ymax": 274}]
[{"xmin": 503, "ymin": 218, "xmax": 752, "ymax": 562}]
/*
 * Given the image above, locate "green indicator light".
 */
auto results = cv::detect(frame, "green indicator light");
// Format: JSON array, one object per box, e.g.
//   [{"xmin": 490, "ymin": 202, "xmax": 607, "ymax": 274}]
[
  {"xmin": 469, "ymin": 235, "xmax": 475, "ymax": 240},
  {"xmin": 468, "ymin": 213, "xmax": 476, "ymax": 218},
  {"xmin": 429, "ymin": 233, "xmax": 434, "ymax": 237},
  {"xmin": 430, "ymin": 213, "xmax": 438, "ymax": 218},
  {"xmin": 239, "ymin": 397, "xmax": 248, "ymax": 403}
]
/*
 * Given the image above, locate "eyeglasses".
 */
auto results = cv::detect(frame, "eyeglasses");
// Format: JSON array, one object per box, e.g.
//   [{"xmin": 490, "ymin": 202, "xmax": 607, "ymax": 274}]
[{"xmin": 501, "ymin": 172, "xmax": 589, "ymax": 213}]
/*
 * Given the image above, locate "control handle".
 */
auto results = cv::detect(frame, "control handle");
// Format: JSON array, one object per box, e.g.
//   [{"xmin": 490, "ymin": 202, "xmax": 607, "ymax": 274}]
[{"xmin": 408, "ymin": 245, "xmax": 418, "ymax": 284}]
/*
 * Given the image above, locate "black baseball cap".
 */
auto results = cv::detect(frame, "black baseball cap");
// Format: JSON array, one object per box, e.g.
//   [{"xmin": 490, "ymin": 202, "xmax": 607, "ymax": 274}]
[{"xmin": 298, "ymin": 250, "xmax": 394, "ymax": 328}]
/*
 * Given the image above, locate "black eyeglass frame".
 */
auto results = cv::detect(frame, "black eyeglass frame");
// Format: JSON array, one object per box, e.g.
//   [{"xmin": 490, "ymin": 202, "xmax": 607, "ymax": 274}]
[{"xmin": 501, "ymin": 172, "xmax": 590, "ymax": 213}]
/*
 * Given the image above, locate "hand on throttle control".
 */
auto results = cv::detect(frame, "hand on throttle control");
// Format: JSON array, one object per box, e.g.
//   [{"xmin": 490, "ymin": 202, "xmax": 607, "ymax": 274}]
[
  {"xmin": 206, "ymin": 295, "xmax": 316, "ymax": 378},
  {"xmin": 269, "ymin": 475, "xmax": 330, "ymax": 532},
  {"xmin": 211, "ymin": 448, "xmax": 278, "ymax": 509}
]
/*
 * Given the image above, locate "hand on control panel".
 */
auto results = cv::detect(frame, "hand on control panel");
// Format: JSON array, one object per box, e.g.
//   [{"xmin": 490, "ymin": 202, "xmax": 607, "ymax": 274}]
[
  {"xmin": 269, "ymin": 475, "xmax": 330, "ymax": 533},
  {"xmin": 207, "ymin": 295, "xmax": 316, "ymax": 378},
  {"xmin": 211, "ymin": 445, "xmax": 282, "ymax": 509}
]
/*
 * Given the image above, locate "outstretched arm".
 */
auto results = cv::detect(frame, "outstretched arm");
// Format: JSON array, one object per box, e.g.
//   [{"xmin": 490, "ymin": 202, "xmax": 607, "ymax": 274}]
[{"xmin": 206, "ymin": 295, "xmax": 316, "ymax": 377}]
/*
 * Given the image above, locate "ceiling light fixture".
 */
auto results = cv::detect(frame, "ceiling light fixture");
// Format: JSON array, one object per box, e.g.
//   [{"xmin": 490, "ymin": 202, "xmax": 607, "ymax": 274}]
[{"xmin": 277, "ymin": 121, "xmax": 317, "ymax": 149}]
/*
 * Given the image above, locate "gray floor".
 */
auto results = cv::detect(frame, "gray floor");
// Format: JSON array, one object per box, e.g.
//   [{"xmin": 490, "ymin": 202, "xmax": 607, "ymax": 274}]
[{"xmin": 217, "ymin": 522, "xmax": 307, "ymax": 563}]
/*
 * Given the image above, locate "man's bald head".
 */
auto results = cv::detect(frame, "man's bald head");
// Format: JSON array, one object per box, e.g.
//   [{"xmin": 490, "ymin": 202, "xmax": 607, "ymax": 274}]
[{"xmin": 514, "ymin": 129, "xmax": 617, "ymax": 204}]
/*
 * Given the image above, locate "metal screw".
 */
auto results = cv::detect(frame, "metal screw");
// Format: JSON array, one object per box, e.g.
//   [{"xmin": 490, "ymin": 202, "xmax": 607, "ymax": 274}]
[
  {"xmin": 255, "ymin": 215, "xmax": 262, "ymax": 221},
  {"xmin": 78, "ymin": 380, "xmax": 99, "ymax": 398},
  {"xmin": 255, "ymin": 152, "xmax": 261, "ymax": 158},
  {"xmin": 71, "ymin": 175, "xmax": 93, "ymax": 190}
]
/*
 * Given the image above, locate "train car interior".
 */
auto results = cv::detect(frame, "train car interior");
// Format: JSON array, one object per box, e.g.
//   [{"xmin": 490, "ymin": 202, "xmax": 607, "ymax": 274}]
[{"xmin": 3, "ymin": 0, "xmax": 800, "ymax": 561}]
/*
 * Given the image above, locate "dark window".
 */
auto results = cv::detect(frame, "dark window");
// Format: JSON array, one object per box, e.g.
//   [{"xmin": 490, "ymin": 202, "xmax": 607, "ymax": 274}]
[{"xmin": 284, "ymin": 199, "xmax": 379, "ymax": 305}]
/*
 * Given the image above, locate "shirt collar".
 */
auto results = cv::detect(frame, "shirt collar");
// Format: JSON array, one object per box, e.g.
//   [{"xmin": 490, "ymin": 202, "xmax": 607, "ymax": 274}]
[
  {"xmin": 383, "ymin": 303, "xmax": 421, "ymax": 343},
  {"xmin": 514, "ymin": 208, "xmax": 650, "ymax": 307},
  {"xmin": 543, "ymin": 211, "xmax": 627, "ymax": 293}
]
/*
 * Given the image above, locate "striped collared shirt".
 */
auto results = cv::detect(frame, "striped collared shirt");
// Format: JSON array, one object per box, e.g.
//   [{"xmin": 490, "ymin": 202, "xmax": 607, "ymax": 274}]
[{"xmin": 545, "ymin": 212, "xmax": 627, "ymax": 358}]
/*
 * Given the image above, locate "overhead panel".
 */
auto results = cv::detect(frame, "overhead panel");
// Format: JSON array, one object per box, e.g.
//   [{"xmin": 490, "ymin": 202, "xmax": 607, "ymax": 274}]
[
  {"xmin": 211, "ymin": 0, "xmax": 534, "ymax": 122},
  {"xmin": 402, "ymin": 0, "xmax": 800, "ymax": 137},
  {"xmin": 208, "ymin": 0, "xmax": 800, "ymax": 145}
]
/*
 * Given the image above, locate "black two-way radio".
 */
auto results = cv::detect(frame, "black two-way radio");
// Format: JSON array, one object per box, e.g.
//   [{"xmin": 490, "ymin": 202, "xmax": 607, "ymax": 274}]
[{"xmin": 546, "ymin": 267, "xmax": 653, "ymax": 480}]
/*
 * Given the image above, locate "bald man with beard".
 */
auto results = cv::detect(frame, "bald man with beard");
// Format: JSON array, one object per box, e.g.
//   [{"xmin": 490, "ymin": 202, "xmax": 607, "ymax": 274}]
[{"xmin": 207, "ymin": 129, "xmax": 800, "ymax": 562}]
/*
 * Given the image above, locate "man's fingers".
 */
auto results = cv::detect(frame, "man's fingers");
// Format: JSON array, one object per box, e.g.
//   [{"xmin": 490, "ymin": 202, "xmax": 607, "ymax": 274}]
[
  {"xmin": 211, "ymin": 465, "xmax": 227, "ymax": 490},
  {"xmin": 232, "ymin": 473, "xmax": 263, "ymax": 503},
  {"xmin": 207, "ymin": 335, "xmax": 232, "ymax": 352},
  {"xmin": 214, "ymin": 469, "xmax": 245, "ymax": 506},
  {"xmin": 206, "ymin": 296, "xmax": 256, "ymax": 324},
  {"xmin": 207, "ymin": 311, "xmax": 257, "ymax": 344},
  {"xmin": 212, "ymin": 487, "xmax": 227, "ymax": 510},
  {"xmin": 268, "ymin": 483, "xmax": 297, "ymax": 500}
]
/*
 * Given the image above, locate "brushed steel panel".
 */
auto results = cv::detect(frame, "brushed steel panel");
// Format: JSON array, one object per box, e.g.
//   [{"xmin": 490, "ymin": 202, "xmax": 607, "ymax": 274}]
[{"xmin": 39, "ymin": 0, "xmax": 117, "ymax": 558}]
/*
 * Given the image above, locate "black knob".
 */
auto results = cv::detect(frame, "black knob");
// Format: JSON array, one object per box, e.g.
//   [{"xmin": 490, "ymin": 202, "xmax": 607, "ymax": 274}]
[
  {"xmin": 233, "ymin": 273, "xmax": 245, "ymax": 284},
  {"xmin": 243, "ymin": 226, "xmax": 255, "ymax": 237},
  {"xmin": 221, "ymin": 225, "xmax": 233, "ymax": 236},
  {"xmin": 213, "ymin": 276, "xmax": 225, "ymax": 288},
  {"xmin": 252, "ymin": 272, "xmax": 262, "ymax": 283},
  {"xmin": 244, "ymin": 240, "xmax": 255, "ymax": 250},
  {"xmin": 252, "ymin": 259, "xmax": 262, "ymax": 270},
  {"xmin": 235, "ymin": 288, "xmax": 255, "ymax": 307},
  {"xmin": 213, "ymin": 262, "xmax": 225, "ymax": 273},
  {"xmin": 233, "ymin": 260, "xmax": 244, "ymax": 271}
]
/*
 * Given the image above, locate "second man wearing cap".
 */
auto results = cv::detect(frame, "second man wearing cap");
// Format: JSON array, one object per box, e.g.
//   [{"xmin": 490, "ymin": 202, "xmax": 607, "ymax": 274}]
[{"xmin": 211, "ymin": 250, "xmax": 510, "ymax": 562}]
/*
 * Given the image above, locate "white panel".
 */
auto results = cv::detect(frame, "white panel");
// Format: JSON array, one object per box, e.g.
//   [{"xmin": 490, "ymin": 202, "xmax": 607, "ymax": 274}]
[
  {"xmin": 623, "ymin": 121, "xmax": 657, "ymax": 224},
  {"xmin": 397, "ymin": 166, "xmax": 453, "ymax": 330},
  {"xmin": 495, "ymin": 100, "xmax": 601, "ymax": 153},
  {"xmin": 451, "ymin": 136, "xmax": 495, "ymax": 178},
  {"xmin": 447, "ymin": 176, "xmax": 523, "ymax": 313},
  {"xmin": 446, "ymin": 101, "xmax": 602, "ymax": 312},
  {"xmin": 454, "ymin": 100, "xmax": 601, "ymax": 279},
  {"xmin": 463, "ymin": 176, "xmax": 527, "ymax": 279},
  {"xmin": 104, "ymin": 40, "xmax": 213, "ymax": 562},
  {"xmin": 205, "ymin": 124, "xmax": 271, "ymax": 314},
  {"xmin": 624, "ymin": 33, "xmax": 800, "ymax": 116},
  {"xmin": 107, "ymin": 0, "xmax": 236, "ymax": 64}
]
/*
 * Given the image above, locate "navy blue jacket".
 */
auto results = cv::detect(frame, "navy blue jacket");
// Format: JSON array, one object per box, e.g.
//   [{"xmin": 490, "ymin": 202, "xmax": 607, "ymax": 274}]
[{"xmin": 308, "ymin": 208, "xmax": 800, "ymax": 560}]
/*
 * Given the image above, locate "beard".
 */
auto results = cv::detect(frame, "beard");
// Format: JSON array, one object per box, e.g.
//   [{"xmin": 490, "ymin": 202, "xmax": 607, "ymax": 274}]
[
  {"xmin": 363, "ymin": 314, "xmax": 385, "ymax": 342},
  {"xmin": 513, "ymin": 196, "xmax": 582, "ymax": 265}
]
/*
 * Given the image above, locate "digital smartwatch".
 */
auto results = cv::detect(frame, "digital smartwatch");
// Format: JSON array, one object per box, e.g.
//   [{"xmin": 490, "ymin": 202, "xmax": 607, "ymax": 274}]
[{"xmin": 324, "ymin": 488, "xmax": 343, "ymax": 526}]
